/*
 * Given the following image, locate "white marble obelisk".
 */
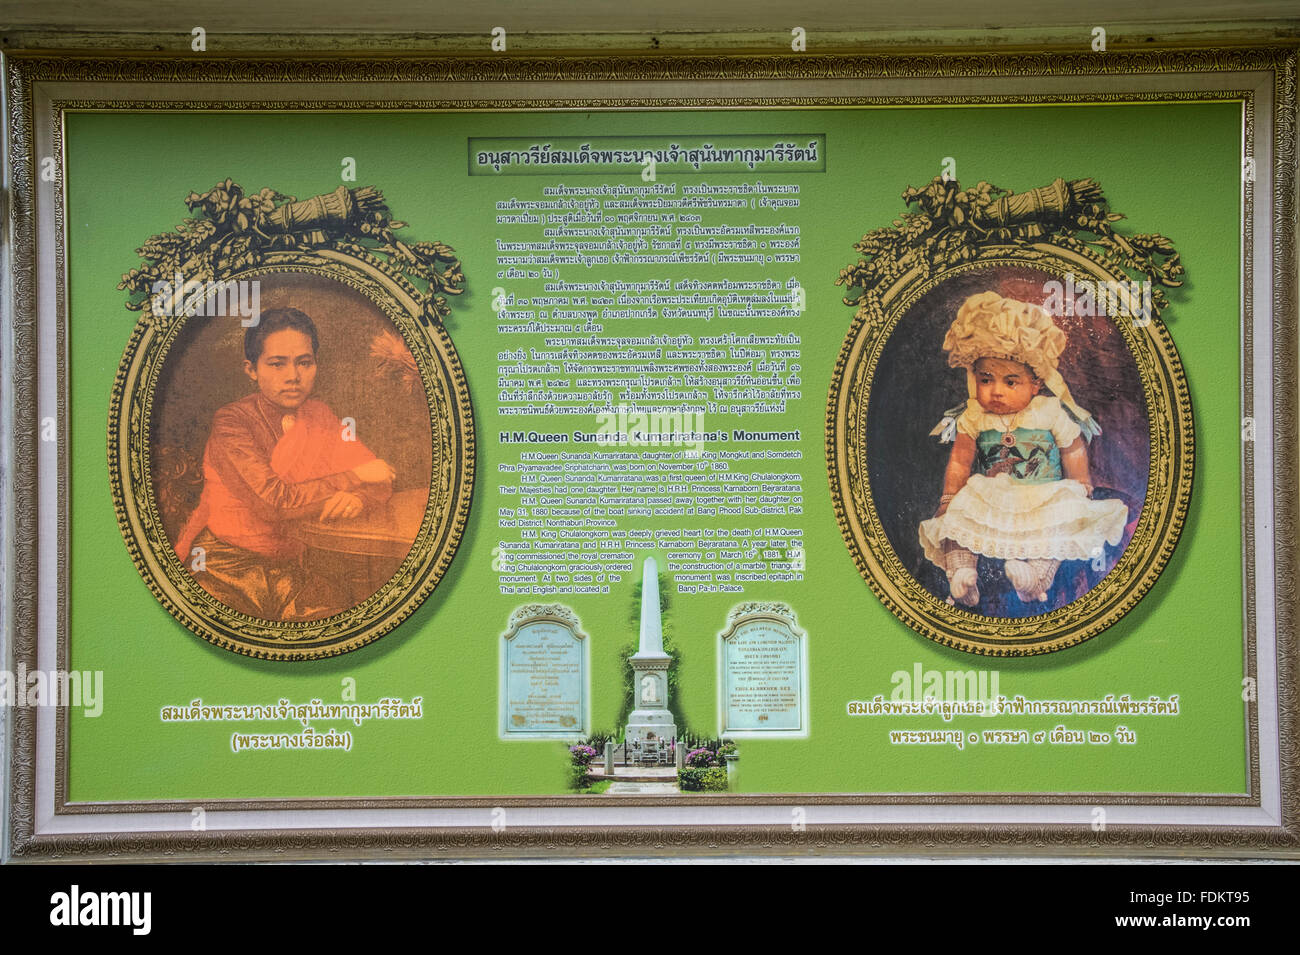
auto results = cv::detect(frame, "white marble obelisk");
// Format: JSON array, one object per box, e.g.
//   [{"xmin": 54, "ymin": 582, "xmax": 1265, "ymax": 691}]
[{"xmin": 625, "ymin": 557, "xmax": 676, "ymax": 748}]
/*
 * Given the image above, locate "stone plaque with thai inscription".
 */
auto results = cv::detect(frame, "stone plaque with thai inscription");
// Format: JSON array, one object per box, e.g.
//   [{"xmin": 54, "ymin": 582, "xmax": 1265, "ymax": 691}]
[{"xmin": 500, "ymin": 604, "xmax": 588, "ymax": 740}]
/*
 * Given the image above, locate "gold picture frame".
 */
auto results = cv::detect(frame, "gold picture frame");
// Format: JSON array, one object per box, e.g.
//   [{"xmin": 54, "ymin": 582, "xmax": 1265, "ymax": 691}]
[
  {"xmin": 108, "ymin": 184, "xmax": 476, "ymax": 659},
  {"xmin": 827, "ymin": 177, "xmax": 1194, "ymax": 655}
]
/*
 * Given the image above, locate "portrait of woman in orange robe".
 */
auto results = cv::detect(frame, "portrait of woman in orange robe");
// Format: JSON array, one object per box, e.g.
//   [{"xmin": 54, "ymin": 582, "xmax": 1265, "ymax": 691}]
[{"xmin": 173, "ymin": 307, "xmax": 396, "ymax": 621}]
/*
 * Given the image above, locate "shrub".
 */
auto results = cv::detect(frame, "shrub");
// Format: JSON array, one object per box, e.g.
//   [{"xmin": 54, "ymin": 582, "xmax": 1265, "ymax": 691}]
[
  {"xmin": 568, "ymin": 743, "xmax": 599, "ymax": 791},
  {"xmin": 685, "ymin": 747, "xmax": 716, "ymax": 768},
  {"xmin": 678, "ymin": 767, "xmax": 728, "ymax": 792}
]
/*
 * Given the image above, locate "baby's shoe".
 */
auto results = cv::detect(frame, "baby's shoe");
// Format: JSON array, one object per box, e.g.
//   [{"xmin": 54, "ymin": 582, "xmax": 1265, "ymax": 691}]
[
  {"xmin": 948, "ymin": 567, "xmax": 979, "ymax": 607},
  {"xmin": 1005, "ymin": 559, "xmax": 1055, "ymax": 603}
]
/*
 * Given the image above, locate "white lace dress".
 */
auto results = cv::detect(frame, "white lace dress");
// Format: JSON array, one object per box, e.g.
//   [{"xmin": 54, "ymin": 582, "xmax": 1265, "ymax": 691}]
[{"xmin": 918, "ymin": 396, "xmax": 1129, "ymax": 565}]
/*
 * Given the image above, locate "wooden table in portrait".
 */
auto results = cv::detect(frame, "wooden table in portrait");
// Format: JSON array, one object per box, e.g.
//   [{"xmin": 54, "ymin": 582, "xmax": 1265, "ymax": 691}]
[{"xmin": 288, "ymin": 487, "xmax": 428, "ymax": 606}]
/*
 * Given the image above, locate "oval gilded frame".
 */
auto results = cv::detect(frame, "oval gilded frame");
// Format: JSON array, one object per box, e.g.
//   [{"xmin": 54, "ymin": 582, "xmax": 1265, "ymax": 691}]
[
  {"xmin": 827, "ymin": 245, "xmax": 1194, "ymax": 655},
  {"xmin": 108, "ymin": 247, "xmax": 475, "ymax": 660}
]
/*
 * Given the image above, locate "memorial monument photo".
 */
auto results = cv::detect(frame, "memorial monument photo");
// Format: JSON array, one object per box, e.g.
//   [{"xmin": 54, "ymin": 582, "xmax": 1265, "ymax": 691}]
[{"xmin": 625, "ymin": 557, "xmax": 677, "ymax": 748}]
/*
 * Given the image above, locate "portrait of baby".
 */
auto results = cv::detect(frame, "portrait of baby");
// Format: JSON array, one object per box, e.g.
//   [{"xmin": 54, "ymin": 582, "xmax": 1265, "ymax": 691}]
[
  {"xmin": 861, "ymin": 271, "xmax": 1150, "ymax": 620},
  {"xmin": 917, "ymin": 291, "xmax": 1129, "ymax": 611},
  {"xmin": 833, "ymin": 177, "xmax": 1189, "ymax": 650}
]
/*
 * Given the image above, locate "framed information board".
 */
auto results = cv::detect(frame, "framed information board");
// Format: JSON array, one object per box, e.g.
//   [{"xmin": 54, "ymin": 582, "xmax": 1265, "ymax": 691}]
[{"xmin": 3, "ymin": 46, "xmax": 1297, "ymax": 860}]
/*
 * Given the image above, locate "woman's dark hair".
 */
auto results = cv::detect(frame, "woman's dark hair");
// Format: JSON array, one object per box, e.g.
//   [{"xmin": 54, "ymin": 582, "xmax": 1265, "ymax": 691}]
[{"xmin": 244, "ymin": 307, "xmax": 320, "ymax": 364}]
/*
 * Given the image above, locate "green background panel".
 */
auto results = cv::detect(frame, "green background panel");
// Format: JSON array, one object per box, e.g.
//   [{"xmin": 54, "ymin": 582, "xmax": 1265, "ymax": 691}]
[{"xmin": 65, "ymin": 102, "xmax": 1244, "ymax": 799}]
